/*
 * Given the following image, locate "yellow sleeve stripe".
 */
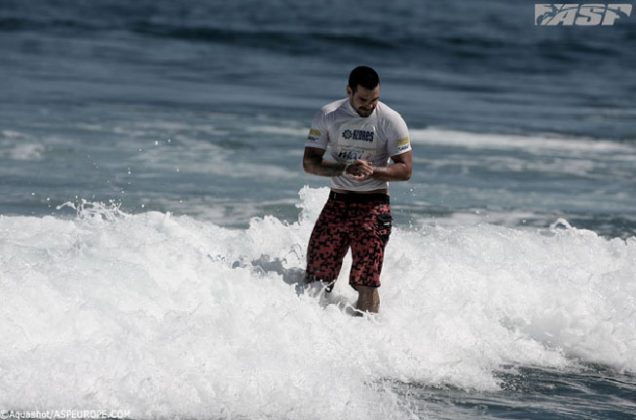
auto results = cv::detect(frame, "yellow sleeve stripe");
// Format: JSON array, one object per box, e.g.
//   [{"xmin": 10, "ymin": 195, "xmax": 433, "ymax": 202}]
[{"xmin": 397, "ymin": 137, "xmax": 410, "ymax": 146}]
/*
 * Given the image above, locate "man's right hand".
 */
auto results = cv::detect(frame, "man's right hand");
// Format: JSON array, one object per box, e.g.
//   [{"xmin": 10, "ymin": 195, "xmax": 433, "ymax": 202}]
[{"xmin": 345, "ymin": 160, "xmax": 374, "ymax": 181}]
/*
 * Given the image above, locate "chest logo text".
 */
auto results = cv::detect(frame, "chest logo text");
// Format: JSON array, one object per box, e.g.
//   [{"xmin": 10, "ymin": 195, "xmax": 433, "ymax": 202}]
[{"xmin": 342, "ymin": 129, "xmax": 374, "ymax": 142}]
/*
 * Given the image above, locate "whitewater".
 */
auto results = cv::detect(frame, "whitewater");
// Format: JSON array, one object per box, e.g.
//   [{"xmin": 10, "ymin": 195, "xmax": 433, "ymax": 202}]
[{"xmin": 1, "ymin": 186, "xmax": 635, "ymax": 419}]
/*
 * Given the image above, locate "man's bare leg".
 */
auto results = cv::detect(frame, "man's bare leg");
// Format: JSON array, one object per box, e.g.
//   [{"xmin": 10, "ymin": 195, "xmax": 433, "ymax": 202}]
[{"xmin": 355, "ymin": 285, "xmax": 380, "ymax": 314}]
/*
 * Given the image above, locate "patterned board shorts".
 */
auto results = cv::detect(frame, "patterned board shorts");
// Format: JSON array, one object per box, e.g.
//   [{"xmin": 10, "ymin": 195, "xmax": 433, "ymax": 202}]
[{"xmin": 305, "ymin": 191, "xmax": 392, "ymax": 290}]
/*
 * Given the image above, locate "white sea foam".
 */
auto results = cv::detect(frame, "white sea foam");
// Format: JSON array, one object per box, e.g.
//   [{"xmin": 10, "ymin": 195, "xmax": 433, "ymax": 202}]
[
  {"xmin": 1, "ymin": 187, "xmax": 635, "ymax": 419},
  {"xmin": 411, "ymin": 127, "xmax": 636, "ymax": 156},
  {"xmin": 127, "ymin": 133, "xmax": 297, "ymax": 180},
  {"xmin": 248, "ymin": 125, "xmax": 307, "ymax": 137},
  {"xmin": 6, "ymin": 143, "xmax": 46, "ymax": 161},
  {"xmin": 0, "ymin": 131, "xmax": 45, "ymax": 161}
]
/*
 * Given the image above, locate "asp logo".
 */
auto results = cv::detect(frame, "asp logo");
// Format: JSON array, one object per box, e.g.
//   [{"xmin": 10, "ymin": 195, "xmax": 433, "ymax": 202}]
[{"xmin": 535, "ymin": 4, "xmax": 633, "ymax": 26}]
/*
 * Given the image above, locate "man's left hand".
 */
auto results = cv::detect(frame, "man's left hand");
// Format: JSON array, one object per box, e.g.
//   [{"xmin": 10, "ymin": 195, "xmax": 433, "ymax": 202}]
[{"xmin": 345, "ymin": 160, "xmax": 374, "ymax": 181}]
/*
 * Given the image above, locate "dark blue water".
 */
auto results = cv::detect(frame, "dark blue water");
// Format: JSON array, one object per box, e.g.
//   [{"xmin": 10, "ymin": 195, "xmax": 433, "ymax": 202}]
[
  {"xmin": 1, "ymin": 1, "xmax": 636, "ymax": 418},
  {"xmin": 2, "ymin": 0, "xmax": 635, "ymax": 135}
]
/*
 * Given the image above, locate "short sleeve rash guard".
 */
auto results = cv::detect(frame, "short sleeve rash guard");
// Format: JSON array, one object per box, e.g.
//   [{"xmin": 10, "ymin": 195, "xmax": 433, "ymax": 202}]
[{"xmin": 305, "ymin": 98, "xmax": 411, "ymax": 192}]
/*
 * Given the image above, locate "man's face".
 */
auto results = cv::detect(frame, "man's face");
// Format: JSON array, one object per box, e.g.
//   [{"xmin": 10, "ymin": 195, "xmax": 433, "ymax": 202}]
[{"xmin": 347, "ymin": 84, "xmax": 380, "ymax": 118}]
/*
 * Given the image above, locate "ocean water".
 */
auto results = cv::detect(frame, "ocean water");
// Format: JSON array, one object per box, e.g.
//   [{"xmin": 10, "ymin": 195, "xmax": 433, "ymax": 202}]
[{"xmin": 1, "ymin": 0, "xmax": 635, "ymax": 419}]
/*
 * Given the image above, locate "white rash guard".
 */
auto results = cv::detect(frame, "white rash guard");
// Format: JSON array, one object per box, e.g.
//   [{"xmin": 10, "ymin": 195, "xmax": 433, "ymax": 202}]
[{"xmin": 305, "ymin": 98, "xmax": 412, "ymax": 192}]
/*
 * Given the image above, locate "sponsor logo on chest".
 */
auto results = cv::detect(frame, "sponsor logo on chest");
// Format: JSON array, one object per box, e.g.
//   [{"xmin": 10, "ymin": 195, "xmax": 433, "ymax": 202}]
[
  {"xmin": 342, "ymin": 129, "xmax": 374, "ymax": 142},
  {"xmin": 336, "ymin": 149, "xmax": 366, "ymax": 161}
]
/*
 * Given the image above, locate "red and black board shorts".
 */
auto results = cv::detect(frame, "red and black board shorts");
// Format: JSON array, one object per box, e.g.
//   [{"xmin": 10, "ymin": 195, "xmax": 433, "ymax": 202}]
[{"xmin": 305, "ymin": 191, "xmax": 392, "ymax": 290}]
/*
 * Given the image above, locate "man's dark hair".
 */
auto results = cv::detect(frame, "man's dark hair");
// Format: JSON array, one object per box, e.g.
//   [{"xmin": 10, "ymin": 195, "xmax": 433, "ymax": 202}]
[{"xmin": 348, "ymin": 66, "xmax": 380, "ymax": 91}]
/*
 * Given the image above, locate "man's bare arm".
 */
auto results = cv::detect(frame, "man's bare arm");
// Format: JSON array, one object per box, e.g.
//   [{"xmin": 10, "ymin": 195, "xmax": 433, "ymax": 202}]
[
  {"xmin": 303, "ymin": 147, "xmax": 347, "ymax": 177},
  {"xmin": 304, "ymin": 147, "xmax": 412, "ymax": 181},
  {"xmin": 348, "ymin": 151, "xmax": 412, "ymax": 182},
  {"xmin": 371, "ymin": 150, "xmax": 412, "ymax": 181}
]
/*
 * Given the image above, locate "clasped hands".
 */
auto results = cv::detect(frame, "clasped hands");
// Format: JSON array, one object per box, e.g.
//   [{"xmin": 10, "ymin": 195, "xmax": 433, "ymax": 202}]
[{"xmin": 344, "ymin": 160, "xmax": 375, "ymax": 181}]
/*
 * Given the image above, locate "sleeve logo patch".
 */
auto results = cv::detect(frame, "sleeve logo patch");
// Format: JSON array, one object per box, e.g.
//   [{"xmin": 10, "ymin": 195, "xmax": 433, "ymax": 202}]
[
  {"xmin": 307, "ymin": 128, "xmax": 321, "ymax": 141},
  {"xmin": 396, "ymin": 136, "xmax": 411, "ymax": 151}
]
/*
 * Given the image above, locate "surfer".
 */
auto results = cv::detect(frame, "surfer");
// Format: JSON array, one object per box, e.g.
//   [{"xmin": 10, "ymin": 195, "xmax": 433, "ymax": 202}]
[{"xmin": 303, "ymin": 66, "xmax": 413, "ymax": 314}]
